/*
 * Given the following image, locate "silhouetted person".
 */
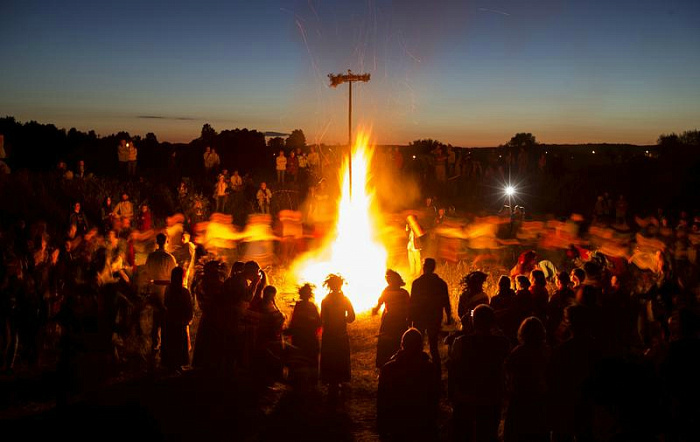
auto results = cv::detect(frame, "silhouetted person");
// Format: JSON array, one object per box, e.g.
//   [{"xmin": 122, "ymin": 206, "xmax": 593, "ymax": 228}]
[
  {"xmin": 250, "ymin": 285, "xmax": 286, "ymax": 385},
  {"xmin": 162, "ymin": 266, "xmax": 193, "ymax": 372},
  {"xmin": 286, "ymin": 283, "xmax": 321, "ymax": 384},
  {"xmin": 378, "ymin": 328, "xmax": 439, "ymax": 441},
  {"xmin": 491, "ymin": 275, "xmax": 519, "ymax": 343},
  {"xmin": 662, "ymin": 308, "xmax": 700, "ymax": 442},
  {"xmin": 225, "ymin": 260, "xmax": 266, "ymax": 372},
  {"xmin": 192, "ymin": 260, "xmax": 226, "ymax": 369},
  {"xmin": 529, "ymin": 269, "xmax": 549, "ymax": 322},
  {"xmin": 513, "ymin": 275, "xmax": 532, "ymax": 333},
  {"xmin": 549, "ymin": 304, "xmax": 600, "ymax": 442},
  {"xmin": 320, "ymin": 274, "xmax": 355, "ymax": 393},
  {"xmin": 372, "ymin": 269, "xmax": 410, "ymax": 368},
  {"xmin": 504, "ymin": 317, "xmax": 550, "ymax": 442},
  {"xmin": 145, "ymin": 233, "xmax": 176, "ymax": 352},
  {"xmin": 450, "ymin": 304, "xmax": 511, "ymax": 442},
  {"xmin": 546, "ymin": 271, "xmax": 575, "ymax": 346},
  {"xmin": 457, "ymin": 271, "xmax": 488, "ymax": 319},
  {"xmin": 69, "ymin": 202, "xmax": 89, "ymax": 235},
  {"xmin": 410, "ymin": 258, "xmax": 452, "ymax": 370}
]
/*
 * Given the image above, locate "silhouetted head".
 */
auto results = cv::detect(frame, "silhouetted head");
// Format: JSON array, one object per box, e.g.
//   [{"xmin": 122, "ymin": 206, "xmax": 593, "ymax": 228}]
[
  {"xmin": 498, "ymin": 275, "xmax": 511, "ymax": 292},
  {"xmin": 401, "ymin": 328, "xmax": 423, "ymax": 354},
  {"xmin": 571, "ymin": 268, "xmax": 586, "ymax": 286},
  {"xmin": 231, "ymin": 260, "xmax": 245, "ymax": 275},
  {"xmin": 243, "ymin": 261, "xmax": 261, "ymax": 281},
  {"xmin": 263, "ymin": 285, "xmax": 277, "ymax": 302},
  {"xmin": 516, "ymin": 275, "xmax": 531, "ymax": 290},
  {"xmin": 298, "ymin": 283, "xmax": 314, "ymax": 300},
  {"xmin": 518, "ymin": 317, "xmax": 546, "ymax": 346},
  {"xmin": 530, "ymin": 269, "xmax": 546, "ymax": 287},
  {"xmin": 324, "ymin": 274, "xmax": 344, "ymax": 292},
  {"xmin": 385, "ymin": 269, "xmax": 405, "ymax": 287},
  {"xmin": 170, "ymin": 266, "xmax": 184, "ymax": 287},
  {"xmin": 472, "ymin": 304, "xmax": 496, "ymax": 333},
  {"xmin": 260, "ymin": 182, "xmax": 267, "ymax": 190},
  {"xmin": 156, "ymin": 233, "xmax": 167, "ymax": 248},
  {"xmin": 556, "ymin": 271, "xmax": 570, "ymax": 289},
  {"xmin": 423, "ymin": 258, "xmax": 436, "ymax": 275},
  {"xmin": 463, "ymin": 271, "xmax": 488, "ymax": 292}
]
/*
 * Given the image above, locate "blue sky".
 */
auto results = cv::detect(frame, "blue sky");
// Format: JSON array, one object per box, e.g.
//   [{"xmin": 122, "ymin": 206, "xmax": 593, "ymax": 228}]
[{"xmin": 1, "ymin": 0, "xmax": 699, "ymax": 146}]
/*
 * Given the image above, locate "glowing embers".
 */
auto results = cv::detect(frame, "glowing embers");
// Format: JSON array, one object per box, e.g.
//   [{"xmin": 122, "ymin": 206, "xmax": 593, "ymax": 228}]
[{"xmin": 292, "ymin": 132, "xmax": 388, "ymax": 312}]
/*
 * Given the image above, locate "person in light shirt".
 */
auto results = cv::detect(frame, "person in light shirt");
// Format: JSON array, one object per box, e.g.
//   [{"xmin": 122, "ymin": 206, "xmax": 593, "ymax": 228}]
[
  {"xmin": 257, "ymin": 182, "xmax": 272, "ymax": 214},
  {"xmin": 276, "ymin": 150, "xmax": 287, "ymax": 184}
]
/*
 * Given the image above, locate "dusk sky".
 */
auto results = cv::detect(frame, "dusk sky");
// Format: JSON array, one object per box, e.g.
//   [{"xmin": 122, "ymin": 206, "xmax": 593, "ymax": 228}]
[{"xmin": 1, "ymin": 0, "xmax": 699, "ymax": 146}]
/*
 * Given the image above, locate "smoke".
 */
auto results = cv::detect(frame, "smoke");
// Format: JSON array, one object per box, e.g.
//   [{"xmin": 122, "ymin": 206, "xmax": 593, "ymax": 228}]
[{"xmin": 369, "ymin": 147, "xmax": 422, "ymax": 212}]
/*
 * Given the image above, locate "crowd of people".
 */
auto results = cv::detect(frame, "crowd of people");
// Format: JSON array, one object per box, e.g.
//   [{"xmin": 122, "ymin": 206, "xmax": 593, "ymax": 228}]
[{"xmin": 1, "ymin": 138, "xmax": 699, "ymax": 442}]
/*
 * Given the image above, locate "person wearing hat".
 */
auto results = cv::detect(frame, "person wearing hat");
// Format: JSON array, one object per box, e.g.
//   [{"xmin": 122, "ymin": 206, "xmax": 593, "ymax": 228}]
[{"xmin": 377, "ymin": 328, "xmax": 439, "ymax": 440}]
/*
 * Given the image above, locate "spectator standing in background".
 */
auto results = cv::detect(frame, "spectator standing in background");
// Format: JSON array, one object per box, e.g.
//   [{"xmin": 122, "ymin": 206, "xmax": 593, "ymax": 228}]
[
  {"xmin": 257, "ymin": 182, "xmax": 272, "ymax": 214},
  {"xmin": 127, "ymin": 141, "xmax": 138, "ymax": 176},
  {"xmin": 113, "ymin": 192, "xmax": 134, "ymax": 223},
  {"xmin": 276, "ymin": 150, "xmax": 287, "ymax": 184},
  {"xmin": 214, "ymin": 174, "xmax": 228, "ymax": 213},
  {"xmin": 118, "ymin": 139, "xmax": 130, "ymax": 176}
]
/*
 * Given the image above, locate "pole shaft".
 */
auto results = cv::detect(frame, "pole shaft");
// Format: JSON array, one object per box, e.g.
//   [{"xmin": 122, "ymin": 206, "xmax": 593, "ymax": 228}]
[{"xmin": 348, "ymin": 80, "xmax": 353, "ymax": 198}]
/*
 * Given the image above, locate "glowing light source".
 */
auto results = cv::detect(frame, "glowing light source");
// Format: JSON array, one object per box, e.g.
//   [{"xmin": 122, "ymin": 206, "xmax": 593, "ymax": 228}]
[
  {"xmin": 292, "ymin": 131, "xmax": 390, "ymax": 312},
  {"xmin": 505, "ymin": 185, "xmax": 516, "ymax": 197}
]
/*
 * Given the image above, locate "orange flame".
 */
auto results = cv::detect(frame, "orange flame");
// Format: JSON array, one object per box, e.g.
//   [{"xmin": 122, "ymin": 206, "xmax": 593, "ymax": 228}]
[{"xmin": 292, "ymin": 131, "xmax": 389, "ymax": 311}]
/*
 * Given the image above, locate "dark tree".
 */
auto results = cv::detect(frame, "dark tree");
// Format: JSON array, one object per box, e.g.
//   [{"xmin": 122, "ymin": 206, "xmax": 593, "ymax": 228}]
[
  {"xmin": 286, "ymin": 129, "xmax": 306, "ymax": 150},
  {"xmin": 506, "ymin": 133, "xmax": 538, "ymax": 149},
  {"xmin": 408, "ymin": 138, "xmax": 447, "ymax": 154},
  {"xmin": 201, "ymin": 123, "xmax": 217, "ymax": 144},
  {"xmin": 268, "ymin": 136, "xmax": 285, "ymax": 151}
]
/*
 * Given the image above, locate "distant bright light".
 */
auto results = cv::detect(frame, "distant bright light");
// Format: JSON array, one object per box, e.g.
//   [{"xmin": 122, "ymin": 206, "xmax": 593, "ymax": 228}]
[
  {"xmin": 412, "ymin": 155, "xmax": 416, "ymax": 159},
  {"xmin": 505, "ymin": 186, "xmax": 516, "ymax": 196},
  {"xmin": 592, "ymin": 150, "xmax": 596, "ymax": 154}
]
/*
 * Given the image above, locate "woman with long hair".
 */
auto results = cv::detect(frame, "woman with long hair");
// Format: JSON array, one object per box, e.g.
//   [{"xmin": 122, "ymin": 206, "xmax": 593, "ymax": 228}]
[
  {"xmin": 372, "ymin": 269, "xmax": 410, "ymax": 368},
  {"xmin": 320, "ymin": 274, "xmax": 355, "ymax": 392}
]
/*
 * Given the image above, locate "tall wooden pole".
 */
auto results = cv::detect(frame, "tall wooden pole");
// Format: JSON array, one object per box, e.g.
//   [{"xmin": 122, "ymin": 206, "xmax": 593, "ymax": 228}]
[{"xmin": 348, "ymin": 79, "xmax": 353, "ymax": 196}]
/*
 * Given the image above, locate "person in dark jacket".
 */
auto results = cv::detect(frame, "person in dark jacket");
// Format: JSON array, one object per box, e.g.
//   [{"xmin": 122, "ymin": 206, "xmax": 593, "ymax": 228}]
[
  {"xmin": 162, "ymin": 266, "xmax": 193, "ymax": 371},
  {"xmin": 409, "ymin": 258, "xmax": 452, "ymax": 370},
  {"xmin": 504, "ymin": 317, "xmax": 550, "ymax": 442},
  {"xmin": 378, "ymin": 328, "xmax": 439, "ymax": 441},
  {"xmin": 450, "ymin": 304, "xmax": 511, "ymax": 442},
  {"xmin": 548, "ymin": 304, "xmax": 600, "ymax": 442},
  {"xmin": 491, "ymin": 275, "xmax": 518, "ymax": 343}
]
